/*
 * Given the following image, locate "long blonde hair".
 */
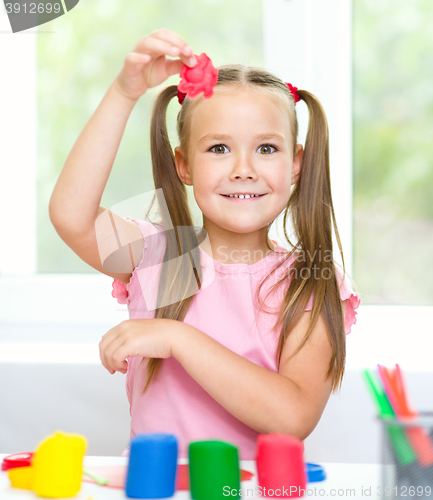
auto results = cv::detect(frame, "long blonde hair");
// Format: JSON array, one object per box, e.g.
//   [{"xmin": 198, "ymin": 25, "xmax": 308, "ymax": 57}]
[{"xmin": 141, "ymin": 63, "xmax": 346, "ymax": 394}]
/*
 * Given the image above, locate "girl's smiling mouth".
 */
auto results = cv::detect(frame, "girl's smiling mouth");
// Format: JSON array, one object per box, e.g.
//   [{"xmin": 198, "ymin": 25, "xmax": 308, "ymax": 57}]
[{"xmin": 220, "ymin": 193, "xmax": 266, "ymax": 200}]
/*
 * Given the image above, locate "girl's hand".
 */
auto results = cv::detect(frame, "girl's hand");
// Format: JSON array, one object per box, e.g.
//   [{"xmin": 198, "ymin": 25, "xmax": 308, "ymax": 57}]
[
  {"xmin": 99, "ymin": 318, "xmax": 178, "ymax": 374},
  {"xmin": 114, "ymin": 29, "xmax": 197, "ymax": 101}
]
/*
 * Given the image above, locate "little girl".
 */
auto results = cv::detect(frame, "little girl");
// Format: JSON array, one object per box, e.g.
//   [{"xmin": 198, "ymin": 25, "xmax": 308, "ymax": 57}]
[{"xmin": 49, "ymin": 29, "xmax": 360, "ymax": 459}]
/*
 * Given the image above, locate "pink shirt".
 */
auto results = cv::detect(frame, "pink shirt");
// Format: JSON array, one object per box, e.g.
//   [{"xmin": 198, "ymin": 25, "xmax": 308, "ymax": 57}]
[{"xmin": 111, "ymin": 217, "xmax": 361, "ymax": 459}]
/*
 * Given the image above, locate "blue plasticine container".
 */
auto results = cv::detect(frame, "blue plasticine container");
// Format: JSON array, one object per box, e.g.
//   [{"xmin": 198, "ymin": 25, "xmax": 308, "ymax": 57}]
[{"xmin": 125, "ymin": 433, "xmax": 178, "ymax": 499}]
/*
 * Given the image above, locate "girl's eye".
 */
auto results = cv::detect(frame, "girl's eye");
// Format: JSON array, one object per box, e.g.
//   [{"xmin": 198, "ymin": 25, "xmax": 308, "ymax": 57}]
[
  {"xmin": 209, "ymin": 144, "xmax": 229, "ymax": 154},
  {"xmin": 258, "ymin": 144, "xmax": 277, "ymax": 154}
]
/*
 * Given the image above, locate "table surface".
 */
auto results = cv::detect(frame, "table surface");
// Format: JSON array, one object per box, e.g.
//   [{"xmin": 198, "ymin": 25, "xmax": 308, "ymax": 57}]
[{"xmin": 0, "ymin": 455, "xmax": 383, "ymax": 499}]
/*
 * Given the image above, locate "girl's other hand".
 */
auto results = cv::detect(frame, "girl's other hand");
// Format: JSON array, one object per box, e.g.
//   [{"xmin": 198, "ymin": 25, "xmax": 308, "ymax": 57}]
[
  {"xmin": 114, "ymin": 29, "xmax": 197, "ymax": 101},
  {"xmin": 99, "ymin": 318, "xmax": 178, "ymax": 374}
]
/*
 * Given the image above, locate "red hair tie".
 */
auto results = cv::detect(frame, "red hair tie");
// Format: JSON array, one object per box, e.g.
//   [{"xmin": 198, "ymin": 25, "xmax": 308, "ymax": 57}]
[
  {"xmin": 177, "ymin": 89, "xmax": 187, "ymax": 105},
  {"xmin": 285, "ymin": 82, "xmax": 301, "ymax": 105}
]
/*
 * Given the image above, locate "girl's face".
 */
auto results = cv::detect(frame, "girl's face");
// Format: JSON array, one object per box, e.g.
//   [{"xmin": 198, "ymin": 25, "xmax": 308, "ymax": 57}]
[{"xmin": 175, "ymin": 86, "xmax": 303, "ymax": 239}]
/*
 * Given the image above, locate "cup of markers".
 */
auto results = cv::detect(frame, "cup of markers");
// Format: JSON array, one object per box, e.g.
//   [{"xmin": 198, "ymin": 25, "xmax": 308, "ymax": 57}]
[
  {"xmin": 363, "ymin": 365, "xmax": 433, "ymax": 500},
  {"xmin": 379, "ymin": 412, "xmax": 433, "ymax": 500}
]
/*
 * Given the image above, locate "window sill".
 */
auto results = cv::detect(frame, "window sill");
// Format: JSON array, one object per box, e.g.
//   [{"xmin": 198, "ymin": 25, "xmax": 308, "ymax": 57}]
[
  {"xmin": 0, "ymin": 342, "xmax": 100, "ymax": 363},
  {"xmin": 0, "ymin": 274, "xmax": 128, "ymax": 324}
]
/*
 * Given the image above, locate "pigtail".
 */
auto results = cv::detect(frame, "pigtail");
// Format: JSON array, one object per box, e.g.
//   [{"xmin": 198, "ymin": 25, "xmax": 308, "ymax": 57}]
[
  {"xmin": 273, "ymin": 90, "xmax": 346, "ymax": 392},
  {"xmin": 141, "ymin": 85, "xmax": 203, "ymax": 393}
]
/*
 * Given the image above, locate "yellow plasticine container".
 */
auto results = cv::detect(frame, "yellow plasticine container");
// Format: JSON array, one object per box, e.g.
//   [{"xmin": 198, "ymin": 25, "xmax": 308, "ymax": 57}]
[
  {"xmin": 32, "ymin": 431, "xmax": 87, "ymax": 498},
  {"xmin": 7, "ymin": 465, "xmax": 35, "ymax": 489}
]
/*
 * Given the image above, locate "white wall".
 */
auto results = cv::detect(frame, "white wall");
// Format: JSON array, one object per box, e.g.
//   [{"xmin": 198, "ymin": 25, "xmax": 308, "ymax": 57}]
[
  {"xmin": 3, "ymin": 360, "xmax": 433, "ymax": 463},
  {"xmin": 0, "ymin": 361, "xmax": 130, "ymax": 456}
]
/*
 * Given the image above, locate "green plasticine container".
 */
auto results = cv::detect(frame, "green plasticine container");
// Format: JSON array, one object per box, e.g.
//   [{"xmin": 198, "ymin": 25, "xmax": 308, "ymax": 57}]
[{"xmin": 189, "ymin": 440, "xmax": 241, "ymax": 500}]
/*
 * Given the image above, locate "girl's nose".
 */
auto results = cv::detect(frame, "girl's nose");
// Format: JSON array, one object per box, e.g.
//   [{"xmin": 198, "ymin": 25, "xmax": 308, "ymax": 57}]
[{"xmin": 229, "ymin": 155, "xmax": 258, "ymax": 180}]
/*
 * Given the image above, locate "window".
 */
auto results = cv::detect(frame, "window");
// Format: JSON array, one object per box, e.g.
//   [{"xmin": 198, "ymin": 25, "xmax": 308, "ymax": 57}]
[{"xmin": 353, "ymin": 0, "xmax": 433, "ymax": 305}]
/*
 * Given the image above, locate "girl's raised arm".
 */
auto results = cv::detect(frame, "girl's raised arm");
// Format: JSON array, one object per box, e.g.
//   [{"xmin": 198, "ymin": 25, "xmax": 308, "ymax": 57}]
[{"xmin": 49, "ymin": 30, "xmax": 196, "ymax": 282}]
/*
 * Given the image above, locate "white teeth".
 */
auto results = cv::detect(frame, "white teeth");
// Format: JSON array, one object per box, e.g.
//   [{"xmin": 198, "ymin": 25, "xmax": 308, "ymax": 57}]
[{"xmin": 226, "ymin": 194, "xmax": 261, "ymax": 198}]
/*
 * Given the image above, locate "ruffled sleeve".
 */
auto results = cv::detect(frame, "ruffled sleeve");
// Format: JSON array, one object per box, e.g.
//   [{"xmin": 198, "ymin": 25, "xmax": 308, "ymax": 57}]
[
  {"xmin": 110, "ymin": 216, "xmax": 143, "ymax": 306},
  {"xmin": 305, "ymin": 267, "xmax": 361, "ymax": 335},
  {"xmin": 339, "ymin": 280, "xmax": 361, "ymax": 335},
  {"xmin": 109, "ymin": 216, "xmax": 162, "ymax": 307},
  {"xmin": 112, "ymin": 279, "xmax": 130, "ymax": 305}
]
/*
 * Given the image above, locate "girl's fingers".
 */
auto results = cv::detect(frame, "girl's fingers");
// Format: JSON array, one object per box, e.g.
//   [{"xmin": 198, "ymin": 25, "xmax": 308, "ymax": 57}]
[
  {"xmin": 125, "ymin": 52, "xmax": 151, "ymax": 65},
  {"xmin": 123, "ymin": 52, "xmax": 152, "ymax": 74},
  {"xmin": 117, "ymin": 360, "xmax": 128, "ymax": 374},
  {"xmin": 135, "ymin": 33, "xmax": 196, "ymax": 67},
  {"xmin": 150, "ymin": 28, "xmax": 190, "ymax": 51},
  {"xmin": 165, "ymin": 58, "xmax": 187, "ymax": 77},
  {"xmin": 151, "ymin": 29, "xmax": 195, "ymax": 63},
  {"xmin": 149, "ymin": 28, "xmax": 193, "ymax": 58},
  {"xmin": 99, "ymin": 330, "xmax": 119, "ymax": 373},
  {"xmin": 101, "ymin": 335, "xmax": 130, "ymax": 374},
  {"xmin": 99, "ymin": 341, "xmax": 112, "ymax": 373},
  {"xmin": 110, "ymin": 345, "xmax": 129, "ymax": 374},
  {"xmin": 134, "ymin": 36, "xmax": 175, "ymax": 57}
]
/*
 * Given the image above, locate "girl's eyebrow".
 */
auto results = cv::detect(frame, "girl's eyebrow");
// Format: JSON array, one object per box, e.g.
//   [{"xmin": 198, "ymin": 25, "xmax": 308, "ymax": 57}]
[{"xmin": 198, "ymin": 133, "xmax": 286, "ymax": 143}]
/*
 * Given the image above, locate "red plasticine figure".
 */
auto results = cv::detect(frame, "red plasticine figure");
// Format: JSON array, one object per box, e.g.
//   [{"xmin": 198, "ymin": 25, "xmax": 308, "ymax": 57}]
[{"xmin": 178, "ymin": 52, "xmax": 219, "ymax": 100}]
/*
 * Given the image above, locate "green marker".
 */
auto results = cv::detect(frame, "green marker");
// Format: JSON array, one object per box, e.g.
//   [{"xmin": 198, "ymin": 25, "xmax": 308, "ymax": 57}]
[{"xmin": 362, "ymin": 369, "xmax": 416, "ymax": 466}]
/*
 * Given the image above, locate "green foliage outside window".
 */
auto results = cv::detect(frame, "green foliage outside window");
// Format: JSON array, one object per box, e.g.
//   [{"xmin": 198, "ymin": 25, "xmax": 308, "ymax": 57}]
[{"xmin": 353, "ymin": 0, "xmax": 433, "ymax": 304}]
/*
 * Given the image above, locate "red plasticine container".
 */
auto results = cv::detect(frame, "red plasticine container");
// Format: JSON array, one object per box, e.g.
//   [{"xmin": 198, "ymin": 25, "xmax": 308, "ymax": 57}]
[
  {"xmin": 1, "ymin": 452, "xmax": 33, "ymax": 471},
  {"xmin": 255, "ymin": 434, "xmax": 307, "ymax": 498}
]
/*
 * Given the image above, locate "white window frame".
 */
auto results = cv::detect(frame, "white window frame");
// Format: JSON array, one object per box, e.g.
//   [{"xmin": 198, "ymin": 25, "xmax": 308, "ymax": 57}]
[{"xmin": 1, "ymin": 1, "xmax": 432, "ymax": 371}]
